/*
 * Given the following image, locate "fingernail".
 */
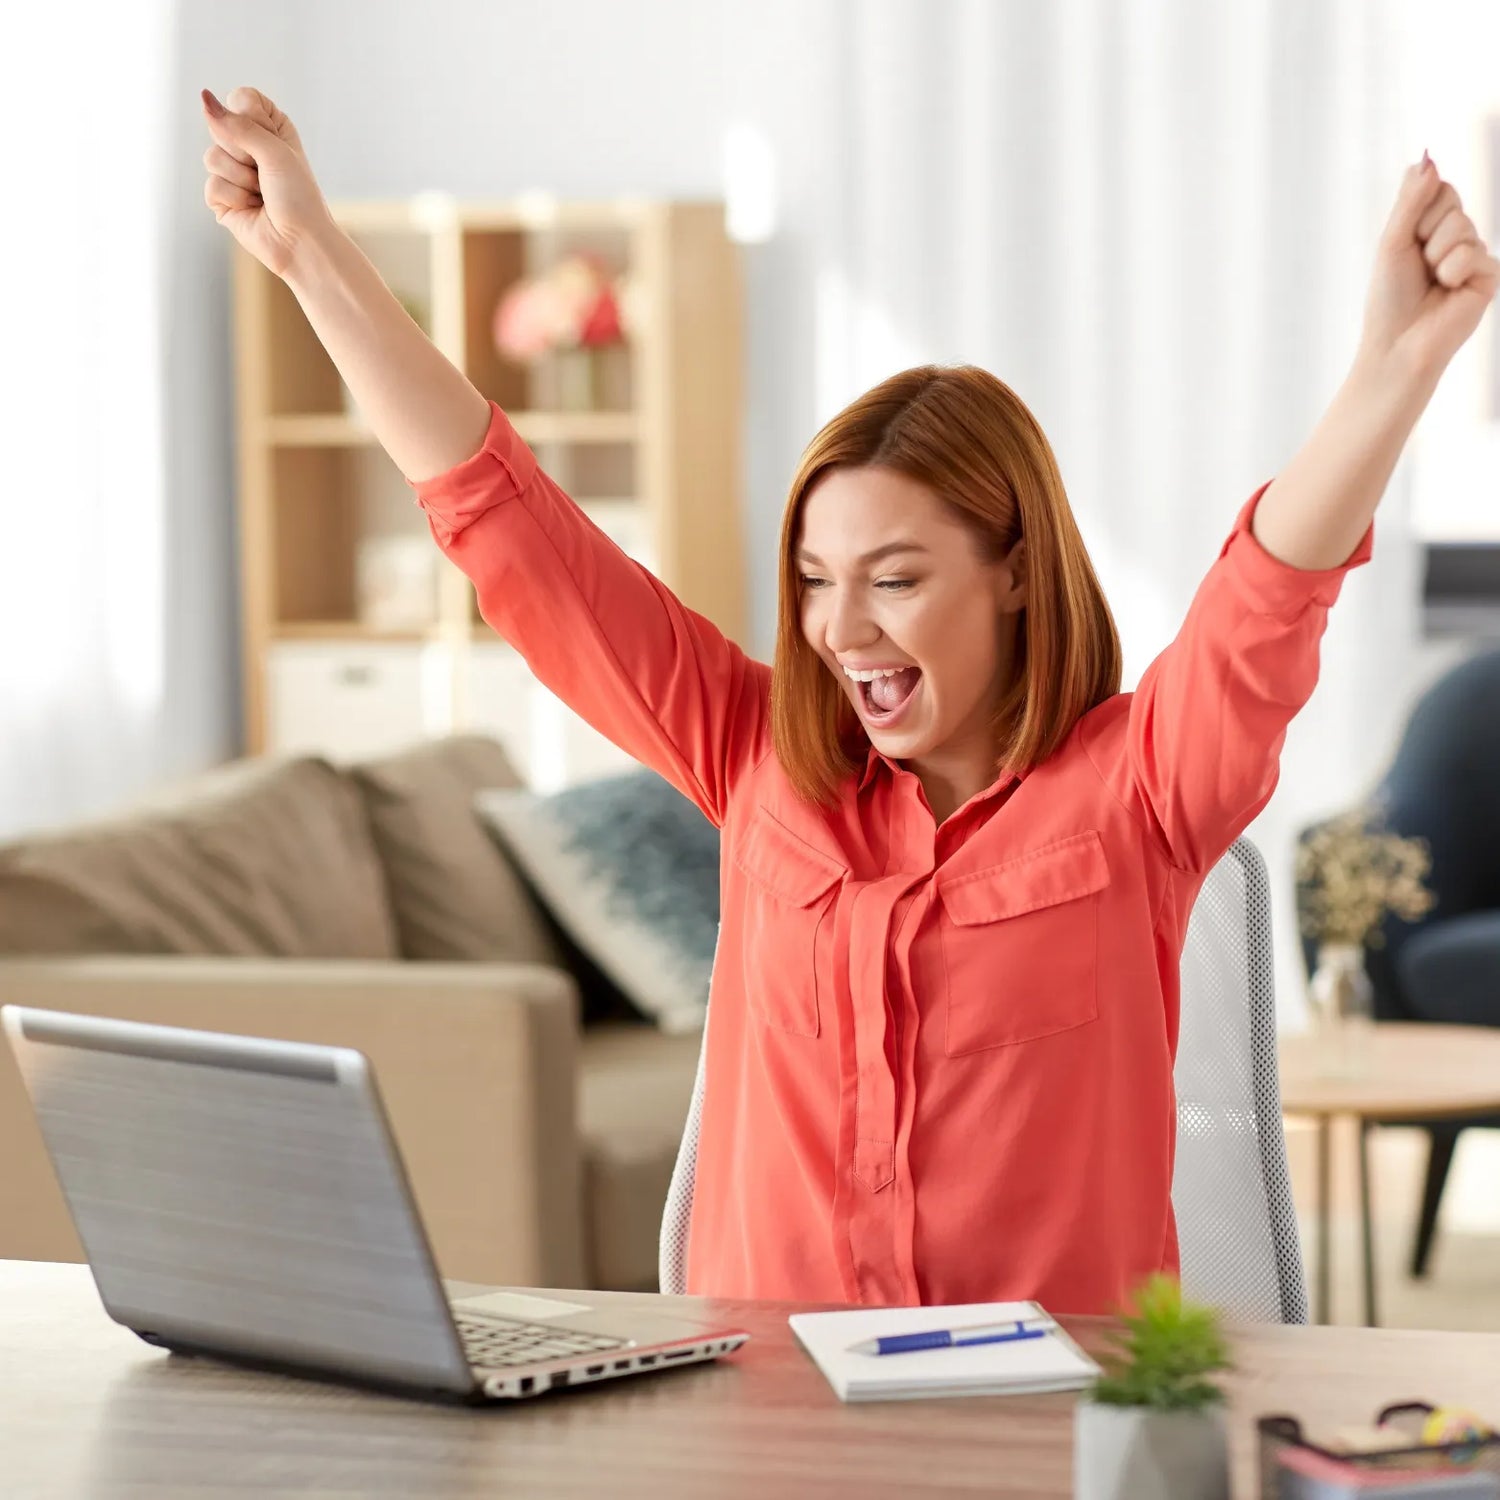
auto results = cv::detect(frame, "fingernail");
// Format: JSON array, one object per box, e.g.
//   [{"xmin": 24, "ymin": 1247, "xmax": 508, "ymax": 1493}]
[
  {"xmin": 201, "ymin": 89, "xmax": 226, "ymax": 119},
  {"xmin": 1421, "ymin": 148, "xmax": 1432, "ymax": 171}
]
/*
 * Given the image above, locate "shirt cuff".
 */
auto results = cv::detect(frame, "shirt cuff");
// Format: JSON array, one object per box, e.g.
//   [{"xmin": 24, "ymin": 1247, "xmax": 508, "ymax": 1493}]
[
  {"xmin": 1218, "ymin": 479, "xmax": 1375, "ymax": 618},
  {"xmin": 408, "ymin": 401, "xmax": 539, "ymax": 544}
]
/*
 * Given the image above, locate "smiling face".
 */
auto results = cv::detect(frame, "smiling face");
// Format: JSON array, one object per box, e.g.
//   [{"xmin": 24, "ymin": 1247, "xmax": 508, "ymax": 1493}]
[{"xmin": 795, "ymin": 465, "xmax": 1027, "ymax": 807}]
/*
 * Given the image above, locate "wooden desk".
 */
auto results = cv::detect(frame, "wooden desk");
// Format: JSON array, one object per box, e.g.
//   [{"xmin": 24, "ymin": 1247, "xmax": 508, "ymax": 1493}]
[
  {"xmin": 1279, "ymin": 1021, "xmax": 1500, "ymax": 1327},
  {"xmin": 6, "ymin": 1261, "xmax": 1500, "ymax": 1498}
]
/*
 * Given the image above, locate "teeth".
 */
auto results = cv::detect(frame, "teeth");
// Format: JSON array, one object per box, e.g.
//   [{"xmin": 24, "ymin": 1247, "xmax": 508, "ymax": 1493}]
[{"xmin": 843, "ymin": 666, "xmax": 910, "ymax": 683}]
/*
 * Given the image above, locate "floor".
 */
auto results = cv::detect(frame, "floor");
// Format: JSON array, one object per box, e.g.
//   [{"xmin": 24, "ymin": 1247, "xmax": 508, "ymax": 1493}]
[{"xmin": 1282, "ymin": 1116, "xmax": 1500, "ymax": 1329}]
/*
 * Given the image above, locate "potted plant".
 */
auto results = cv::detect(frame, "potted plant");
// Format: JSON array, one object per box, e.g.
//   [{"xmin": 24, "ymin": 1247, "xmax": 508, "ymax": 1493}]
[
  {"xmin": 1294, "ymin": 800, "xmax": 1435, "ymax": 1076},
  {"xmin": 1073, "ymin": 1274, "xmax": 1233, "ymax": 1500}
]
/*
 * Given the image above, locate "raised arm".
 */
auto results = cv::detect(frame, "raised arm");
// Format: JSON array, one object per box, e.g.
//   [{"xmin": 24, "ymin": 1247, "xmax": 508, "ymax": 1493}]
[
  {"xmin": 1086, "ymin": 155, "xmax": 1497, "ymax": 876},
  {"xmin": 201, "ymin": 87, "xmax": 491, "ymax": 480},
  {"xmin": 201, "ymin": 87, "xmax": 768, "ymax": 821},
  {"xmin": 1251, "ymin": 153, "xmax": 1498, "ymax": 570}
]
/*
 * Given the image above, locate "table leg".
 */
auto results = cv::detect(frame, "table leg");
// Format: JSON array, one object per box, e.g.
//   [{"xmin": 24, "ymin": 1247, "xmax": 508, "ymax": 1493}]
[
  {"xmin": 1359, "ymin": 1118, "xmax": 1379, "ymax": 1327},
  {"xmin": 1316, "ymin": 1114, "xmax": 1331, "ymax": 1324}
]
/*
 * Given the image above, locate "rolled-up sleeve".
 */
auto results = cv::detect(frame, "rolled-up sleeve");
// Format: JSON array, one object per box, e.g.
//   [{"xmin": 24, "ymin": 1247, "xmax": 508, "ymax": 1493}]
[
  {"xmin": 1084, "ymin": 480, "xmax": 1375, "ymax": 875},
  {"xmin": 409, "ymin": 401, "xmax": 769, "ymax": 825}
]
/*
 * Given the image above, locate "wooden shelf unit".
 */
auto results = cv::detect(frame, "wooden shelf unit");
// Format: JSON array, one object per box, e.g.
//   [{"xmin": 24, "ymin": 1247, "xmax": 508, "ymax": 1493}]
[{"xmin": 230, "ymin": 197, "xmax": 745, "ymax": 781}]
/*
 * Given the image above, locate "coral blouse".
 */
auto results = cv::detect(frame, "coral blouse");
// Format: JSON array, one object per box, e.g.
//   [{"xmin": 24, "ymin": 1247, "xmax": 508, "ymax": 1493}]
[{"xmin": 411, "ymin": 400, "xmax": 1373, "ymax": 1314}]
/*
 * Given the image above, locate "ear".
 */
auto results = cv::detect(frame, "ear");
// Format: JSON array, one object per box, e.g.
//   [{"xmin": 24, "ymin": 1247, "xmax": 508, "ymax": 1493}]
[{"xmin": 1001, "ymin": 539, "xmax": 1027, "ymax": 610}]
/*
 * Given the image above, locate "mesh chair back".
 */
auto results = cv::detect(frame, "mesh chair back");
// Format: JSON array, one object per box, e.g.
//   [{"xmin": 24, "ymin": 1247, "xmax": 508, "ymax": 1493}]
[
  {"xmin": 660, "ymin": 835, "xmax": 1307, "ymax": 1323},
  {"xmin": 1174, "ymin": 836, "xmax": 1307, "ymax": 1322}
]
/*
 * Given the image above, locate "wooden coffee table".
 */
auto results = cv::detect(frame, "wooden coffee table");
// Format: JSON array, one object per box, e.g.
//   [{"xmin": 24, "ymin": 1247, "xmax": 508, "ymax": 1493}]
[{"xmin": 1278, "ymin": 1021, "xmax": 1500, "ymax": 1327}]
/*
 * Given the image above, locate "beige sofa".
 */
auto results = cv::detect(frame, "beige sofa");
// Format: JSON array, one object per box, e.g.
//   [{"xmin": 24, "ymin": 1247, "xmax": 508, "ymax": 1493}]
[{"xmin": 0, "ymin": 736, "xmax": 702, "ymax": 1292}]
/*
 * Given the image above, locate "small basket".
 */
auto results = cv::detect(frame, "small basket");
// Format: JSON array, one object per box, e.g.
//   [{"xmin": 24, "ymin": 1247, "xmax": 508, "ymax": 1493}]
[{"xmin": 1258, "ymin": 1404, "xmax": 1500, "ymax": 1498}]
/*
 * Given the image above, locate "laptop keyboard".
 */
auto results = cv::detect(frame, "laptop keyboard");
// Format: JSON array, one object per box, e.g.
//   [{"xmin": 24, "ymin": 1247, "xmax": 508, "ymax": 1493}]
[{"xmin": 454, "ymin": 1313, "xmax": 628, "ymax": 1369}]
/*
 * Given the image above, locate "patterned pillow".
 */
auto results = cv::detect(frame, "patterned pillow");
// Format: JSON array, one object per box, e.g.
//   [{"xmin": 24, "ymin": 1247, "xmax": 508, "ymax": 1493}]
[{"xmin": 474, "ymin": 771, "xmax": 720, "ymax": 1034}]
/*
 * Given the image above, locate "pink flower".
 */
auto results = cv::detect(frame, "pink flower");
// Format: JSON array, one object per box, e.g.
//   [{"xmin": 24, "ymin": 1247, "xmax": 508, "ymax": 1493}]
[
  {"xmin": 492, "ymin": 253, "xmax": 627, "ymax": 362},
  {"xmin": 579, "ymin": 283, "xmax": 622, "ymax": 346}
]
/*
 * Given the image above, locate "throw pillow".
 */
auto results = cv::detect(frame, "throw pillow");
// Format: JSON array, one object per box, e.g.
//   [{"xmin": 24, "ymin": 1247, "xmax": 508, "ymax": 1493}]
[
  {"xmin": 0, "ymin": 755, "xmax": 399, "ymax": 958},
  {"xmin": 349, "ymin": 735, "xmax": 561, "ymax": 966},
  {"xmin": 474, "ymin": 771, "xmax": 720, "ymax": 1034}
]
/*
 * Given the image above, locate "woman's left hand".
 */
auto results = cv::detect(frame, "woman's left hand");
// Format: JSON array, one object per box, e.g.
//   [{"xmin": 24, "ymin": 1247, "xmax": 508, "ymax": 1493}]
[{"xmin": 1358, "ymin": 154, "xmax": 1500, "ymax": 386}]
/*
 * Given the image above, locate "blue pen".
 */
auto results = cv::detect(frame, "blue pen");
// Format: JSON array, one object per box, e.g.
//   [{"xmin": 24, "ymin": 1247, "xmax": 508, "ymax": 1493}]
[{"xmin": 848, "ymin": 1317, "xmax": 1054, "ymax": 1357}]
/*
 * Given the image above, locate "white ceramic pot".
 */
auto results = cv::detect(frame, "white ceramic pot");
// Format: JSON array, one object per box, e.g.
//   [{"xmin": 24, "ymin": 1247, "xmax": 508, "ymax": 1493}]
[{"xmin": 1073, "ymin": 1401, "xmax": 1230, "ymax": 1500}]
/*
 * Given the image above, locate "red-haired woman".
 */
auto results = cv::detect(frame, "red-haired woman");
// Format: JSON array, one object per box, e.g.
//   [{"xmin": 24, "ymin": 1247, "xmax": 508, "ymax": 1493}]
[{"xmin": 204, "ymin": 88, "xmax": 1497, "ymax": 1314}]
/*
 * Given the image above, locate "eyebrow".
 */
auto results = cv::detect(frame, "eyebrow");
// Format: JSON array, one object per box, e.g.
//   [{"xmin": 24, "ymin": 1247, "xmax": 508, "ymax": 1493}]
[{"xmin": 795, "ymin": 540, "xmax": 930, "ymax": 567}]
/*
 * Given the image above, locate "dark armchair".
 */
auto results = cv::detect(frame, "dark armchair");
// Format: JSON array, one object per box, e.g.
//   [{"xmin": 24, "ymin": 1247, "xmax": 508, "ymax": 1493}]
[{"xmin": 1294, "ymin": 644, "xmax": 1500, "ymax": 1278}]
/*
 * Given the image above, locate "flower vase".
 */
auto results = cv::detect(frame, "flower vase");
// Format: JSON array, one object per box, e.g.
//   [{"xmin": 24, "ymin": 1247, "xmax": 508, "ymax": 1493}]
[
  {"xmin": 556, "ymin": 346, "xmax": 599, "ymax": 412},
  {"xmin": 1308, "ymin": 940, "xmax": 1375, "ymax": 1078}
]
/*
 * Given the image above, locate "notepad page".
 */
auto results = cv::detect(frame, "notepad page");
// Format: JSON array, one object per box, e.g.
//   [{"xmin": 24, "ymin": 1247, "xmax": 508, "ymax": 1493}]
[{"xmin": 789, "ymin": 1301, "xmax": 1101, "ymax": 1403}]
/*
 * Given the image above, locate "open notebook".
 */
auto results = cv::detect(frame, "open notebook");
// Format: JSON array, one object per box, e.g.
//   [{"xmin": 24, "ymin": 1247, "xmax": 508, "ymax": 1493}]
[{"xmin": 789, "ymin": 1300, "xmax": 1101, "ymax": 1403}]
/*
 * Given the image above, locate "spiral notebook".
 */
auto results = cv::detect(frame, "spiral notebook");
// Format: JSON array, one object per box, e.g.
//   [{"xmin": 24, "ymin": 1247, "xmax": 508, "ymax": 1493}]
[{"xmin": 789, "ymin": 1300, "xmax": 1101, "ymax": 1403}]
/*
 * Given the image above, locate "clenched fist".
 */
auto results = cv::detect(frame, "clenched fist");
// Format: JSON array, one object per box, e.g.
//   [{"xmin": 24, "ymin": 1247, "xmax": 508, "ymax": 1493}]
[
  {"xmin": 1360, "ymin": 153, "xmax": 1500, "ymax": 383},
  {"xmin": 201, "ymin": 87, "xmax": 334, "ymax": 280}
]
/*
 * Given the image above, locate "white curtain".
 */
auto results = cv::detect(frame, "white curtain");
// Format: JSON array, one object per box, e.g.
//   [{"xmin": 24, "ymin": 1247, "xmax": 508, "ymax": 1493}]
[
  {"xmin": 0, "ymin": 1, "xmax": 194, "ymax": 838},
  {"xmin": 727, "ymin": 0, "xmax": 1421, "ymax": 1022}
]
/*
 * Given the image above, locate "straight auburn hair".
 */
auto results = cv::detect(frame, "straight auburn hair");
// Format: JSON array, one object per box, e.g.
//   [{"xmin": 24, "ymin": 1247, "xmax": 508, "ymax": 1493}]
[{"xmin": 770, "ymin": 364, "xmax": 1123, "ymax": 805}]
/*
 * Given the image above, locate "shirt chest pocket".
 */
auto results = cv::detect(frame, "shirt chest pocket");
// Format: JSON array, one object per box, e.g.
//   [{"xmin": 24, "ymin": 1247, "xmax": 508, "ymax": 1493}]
[
  {"xmin": 936, "ymin": 829, "xmax": 1110, "ymax": 1057},
  {"xmin": 732, "ymin": 808, "xmax": 846, "ymax": 1038}
]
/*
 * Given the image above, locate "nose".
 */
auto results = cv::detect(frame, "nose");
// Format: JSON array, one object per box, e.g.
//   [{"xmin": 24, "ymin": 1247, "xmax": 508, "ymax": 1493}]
[{"xmin": 822, "ymin": 586, "xmax": 881, "ymax": 657}]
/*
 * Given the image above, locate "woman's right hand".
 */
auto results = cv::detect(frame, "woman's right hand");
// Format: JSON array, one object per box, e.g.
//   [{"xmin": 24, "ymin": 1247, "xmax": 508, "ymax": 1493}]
[{"xmin": 201, "ymin": 87, "xmax": 333, "ymax": 280}]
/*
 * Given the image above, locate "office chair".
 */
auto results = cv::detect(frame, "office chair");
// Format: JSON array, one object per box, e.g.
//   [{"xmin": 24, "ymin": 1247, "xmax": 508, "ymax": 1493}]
[
  {"xmin": 1295, "ymin": 644, "xmax": 1500, "ymax": 1279},
  {"xmin": 660, "ymin": 834, "xmax": 1309, "ymax": 1324}
]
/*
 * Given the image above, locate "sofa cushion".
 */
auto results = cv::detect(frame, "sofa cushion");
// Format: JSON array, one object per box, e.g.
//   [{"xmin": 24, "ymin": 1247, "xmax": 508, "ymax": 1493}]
[
  {"xmin": 475, "ymin": 770, "xmax": 719, "ymax": 1035},
  {"xmin": 577, "ymin": 1019, "xmax": 703, "ymax": 1291},
  {"xmin": 348, "ymin": 735, "xmax": 561, "ymax": 967},
  {"xmin": 0, "ymin": 755, "xmax": 399, "ymax": 959},
  {"xmin": 1398, "ymin": 910, "xmax": 1500, "ymax": 1026}
]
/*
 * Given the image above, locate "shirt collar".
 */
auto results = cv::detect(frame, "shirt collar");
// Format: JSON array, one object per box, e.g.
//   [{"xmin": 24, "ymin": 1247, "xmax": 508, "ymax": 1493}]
[
  {"xmin": 857, "ymin": 743, "xmax": 1023, "ymax": 801},
  {"xmin": 858, "ymin": 745, "xmax": 889, "ymax": 791}
]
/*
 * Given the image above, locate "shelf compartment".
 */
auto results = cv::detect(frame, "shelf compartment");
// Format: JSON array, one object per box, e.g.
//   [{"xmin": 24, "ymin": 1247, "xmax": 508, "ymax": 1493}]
[
  {"xmin": 260, "ymin": 228, "xmax": 433, "ymax": 418},
  {"xmin": 461, "ymin": 223, "xmax": 636, "ymax": 415},
  {"xmin": 268, "ymin": 447, "xmax": 443, "ymax": 636},
  {"xmin": 269, "ymin": 448, "xmax": 360, "ymax": 626}
]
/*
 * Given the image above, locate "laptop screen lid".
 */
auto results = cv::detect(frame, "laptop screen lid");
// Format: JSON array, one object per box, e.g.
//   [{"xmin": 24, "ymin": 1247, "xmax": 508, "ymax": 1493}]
[{"xmin": 1, "ymin": 1005, "xmax": 474, "ymax": 1395}]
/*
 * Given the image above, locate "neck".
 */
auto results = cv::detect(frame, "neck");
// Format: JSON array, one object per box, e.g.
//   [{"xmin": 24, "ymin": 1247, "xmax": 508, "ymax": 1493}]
[
  {"xmin": 910, "ymin": 747, "xmax": 1000, "ymax": 824},
  {"xmin": 898, "ymin": 657, "xmax": 1022, "ymax": 823}
]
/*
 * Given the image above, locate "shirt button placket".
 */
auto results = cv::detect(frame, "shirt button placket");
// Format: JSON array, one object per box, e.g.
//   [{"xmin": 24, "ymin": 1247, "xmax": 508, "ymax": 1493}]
[{"xmin": 846, "ymin": 876, "xmax": 909, "ymax": 1303}]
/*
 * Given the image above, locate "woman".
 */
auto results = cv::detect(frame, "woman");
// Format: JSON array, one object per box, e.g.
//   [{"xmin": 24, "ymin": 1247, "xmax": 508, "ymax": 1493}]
[{"xmin": 202, "ymin": 87, "xmax": 1497, "ymax": 1314}]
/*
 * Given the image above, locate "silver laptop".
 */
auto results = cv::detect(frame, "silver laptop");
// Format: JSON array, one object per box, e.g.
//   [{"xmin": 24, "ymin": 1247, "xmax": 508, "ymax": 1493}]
[{"xmin": 1, "ymin": 1005, "xmax": 748, "ymax": 1402}]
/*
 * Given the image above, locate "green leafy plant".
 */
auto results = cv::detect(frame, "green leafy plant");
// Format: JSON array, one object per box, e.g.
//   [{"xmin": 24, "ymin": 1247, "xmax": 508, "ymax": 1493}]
[{"xmin": 1087, "ymin": 1273, "xmax": 1233, "ymax": 1412}]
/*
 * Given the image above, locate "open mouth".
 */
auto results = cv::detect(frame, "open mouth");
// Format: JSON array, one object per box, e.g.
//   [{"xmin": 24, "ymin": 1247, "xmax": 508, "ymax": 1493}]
[{"xmin": 852, "ymin": 667, "xmax": 922, "ymax": 726}]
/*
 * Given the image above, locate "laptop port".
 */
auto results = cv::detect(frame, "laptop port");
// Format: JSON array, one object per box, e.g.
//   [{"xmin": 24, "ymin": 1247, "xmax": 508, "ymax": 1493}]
[
  {"xmin": 640, "ymin": 1355, "xmax": 657, "ymax": 1366},
  {"xmin": 613, "ymin": 1360, "xmax": 631, "ymax": 1371},
  {"xmin": 586, "ymin": 1365, "xmax": 605, "ymax": 1377},
  {"xmin": 519, "ymin": 1377, "xmax": 534, "ymax": 1394},
  {"xmin": 663, "ymin": 1349, "xmax": 694, "ymax": 1361}
]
